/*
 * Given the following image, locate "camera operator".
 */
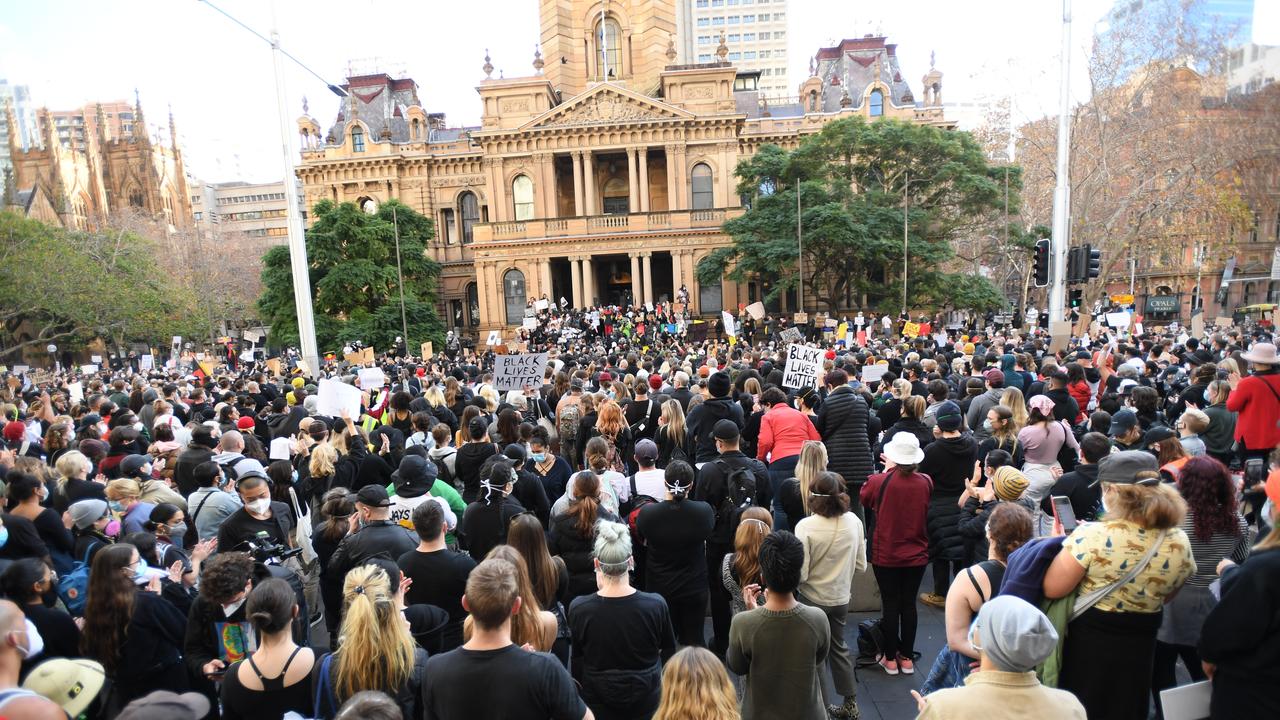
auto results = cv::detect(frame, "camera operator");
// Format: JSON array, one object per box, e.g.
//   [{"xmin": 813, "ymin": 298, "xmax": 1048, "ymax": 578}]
[{"xmin": 216, "ymin": 464, "xmax": 294, "ymax": 555}]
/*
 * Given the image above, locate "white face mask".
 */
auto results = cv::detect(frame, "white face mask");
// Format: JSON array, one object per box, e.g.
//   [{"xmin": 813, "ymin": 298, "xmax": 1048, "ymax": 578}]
[
  {"xmin": 221, "ymin": 597, "xmax": 247, "ymax": 617},
  {"xmin": 246, "ymin": 498, "xmax": 271, "ymax": 516},
  {"xmin": 14, "ymin": 619, "xmax": 43, "ymax": 660}
]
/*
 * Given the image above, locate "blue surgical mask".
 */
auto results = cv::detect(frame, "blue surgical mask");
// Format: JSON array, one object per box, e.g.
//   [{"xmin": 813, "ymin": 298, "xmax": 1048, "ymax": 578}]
[
  {"xmin": 1203, "ymin": 389, "xmax": 1212, "ymax": 404},
  {"xmin": 531, "ymin": 452, "xmax": 546, "ymax": 463},
  {"xmin": 109, "ymin": 500, "xmax": 124, "ymax": 514},
  {"xmin": 134, "ymin": 560, "xmax": 148, "ymax": 581},
  {"xmin": 982, "ymin": 419, "xmax": 993, "ymax": 432}
]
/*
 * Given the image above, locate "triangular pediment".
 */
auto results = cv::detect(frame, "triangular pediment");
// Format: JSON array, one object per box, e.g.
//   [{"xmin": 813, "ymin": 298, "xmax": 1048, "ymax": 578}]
[{"xmin": 524, "ymin": 84, "xmax": 694, "ymax": 130}]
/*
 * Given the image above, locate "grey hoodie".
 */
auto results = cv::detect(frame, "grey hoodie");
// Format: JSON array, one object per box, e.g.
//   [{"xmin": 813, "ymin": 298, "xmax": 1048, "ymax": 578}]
[{"xmin": 966, "ymin": 388, "xmax": 1004, "ymax": 441}]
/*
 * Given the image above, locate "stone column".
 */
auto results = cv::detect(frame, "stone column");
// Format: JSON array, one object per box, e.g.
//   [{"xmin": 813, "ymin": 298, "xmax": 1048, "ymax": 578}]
[
  {"xmin": 665, "ymin": 144, "xmax": 680, "ymax": 211},
  {"xmin": 535, "ymin": 153, "xmax": 554, "ymax": 219},
  {"xmin": 572, "ymin": 152, "xmax": 584, "ymax": 216},
  {"xmin": 627, "ymin": 148, "xmax": 639, "ymax": 212},
  {"xmin": 540, "ymin": 259, "xmax": 553, "ymax": 302},
  {"xmin": 582, "ymin": 255, "xmax": 595, "ymax": 306},
  {"xmin": 684, "ymin": 252, "xmax": 699, "ymax": 314},
  {"xmin": 476, "ymin": 262, "xmax": 492, "ymax": 326},
  {"xmin": 642, "ymin": 252, "xmax": 654, "ymax": 307},
  {"xmin": 570, "ymin": 256, "xmax": 583, "ymax": 308},
  {"xmin": 671, "ymin": 146, "xmax": 688, "ymax": 211},
  {"xmin": 671, "ymin": 249, "xmax": 684, "ymax": 294},
  {"xmin": 638, "ymin": 148, "xmax": 650, "ymax": 212},
  {"xmin": 631, "ymin": 254, "xmax": 642, "ymax": 305},
  {"xmin": 583, "ymin": 151, "xmax": 597, "ymax": 216}
]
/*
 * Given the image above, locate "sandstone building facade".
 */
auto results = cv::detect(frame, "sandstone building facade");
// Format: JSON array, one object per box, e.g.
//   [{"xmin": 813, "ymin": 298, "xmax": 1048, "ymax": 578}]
[{"xmin": 295, "ymin": 0, "xmax": 952, "ymax": 333}]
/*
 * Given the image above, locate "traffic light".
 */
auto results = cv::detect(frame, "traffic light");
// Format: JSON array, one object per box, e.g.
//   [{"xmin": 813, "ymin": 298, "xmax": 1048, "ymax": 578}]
[
  {"xmin": 1066, "ymin": 246, "xmax": 1083, "ymax": 284},
  {"xmin": 1033, "ymin": 238, "xmax": 1051, "ymax": 287},
  {"xmin": 1085, "ymin": 244, "xmax": 1101, "ymax": 280},
  {"xmin": 1069, "ymin": 288, "xmax": 1083, "ymax": 308}
]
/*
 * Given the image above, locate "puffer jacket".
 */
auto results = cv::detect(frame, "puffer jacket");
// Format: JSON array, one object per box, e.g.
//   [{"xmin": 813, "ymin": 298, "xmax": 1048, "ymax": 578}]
[
  {"xmin": 814, "ymin": 386, "xmax": 874, "ymax": 489},
  {"xmin": 919, "ymin": 434, "xmax": 977, "ymax": 564},
  {"xmin": 549, "ymin": 507, "xmax": 621, "ymax": 604},
  {"xmin": 685, "ymin": 397, "xmax": 745, "ymax": 464}
]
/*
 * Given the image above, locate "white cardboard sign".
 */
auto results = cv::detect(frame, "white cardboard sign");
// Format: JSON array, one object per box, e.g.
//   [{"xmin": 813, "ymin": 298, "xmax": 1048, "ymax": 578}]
[
  {"xmin": 492, "ymin": 353, "xmax": 550, "ymax": 391},
  {"xmin": 316, "ymin": 378, "xmax": 362, "ymax": 419},
  {"xmin": 782, "ymin": 344, "xmax": 824, "ymax": 390}
]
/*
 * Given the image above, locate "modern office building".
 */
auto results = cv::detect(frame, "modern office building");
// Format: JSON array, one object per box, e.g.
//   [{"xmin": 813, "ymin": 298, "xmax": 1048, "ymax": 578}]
[{"xmin": 677, "ymin": 0, "xmax": 790, "ymax": 97}]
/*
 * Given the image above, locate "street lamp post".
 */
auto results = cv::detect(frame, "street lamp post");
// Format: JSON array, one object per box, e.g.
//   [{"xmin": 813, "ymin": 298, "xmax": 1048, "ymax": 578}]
[
  {"xmin": 200, "ymin": 0, "xmax": 347, "ymax": 377},
  {"xmin": 391, "ymin": 204, "xmax": 409, "ymax": 347},
  {"xmin": 796, "ymin": 180, "xmax": 804, "ymax": 315}
]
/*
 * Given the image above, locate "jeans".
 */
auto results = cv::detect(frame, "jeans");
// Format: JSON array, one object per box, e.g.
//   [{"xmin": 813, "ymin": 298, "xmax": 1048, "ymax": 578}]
[
  {"xmin": 873, "ymin": 564, "xmax": 927, "ymax": 659},
  {"xmin": 767, "ymin": 453, "xmax": 800, "ymax": 532},
  {"xmin": 666, "ymin": 592, "xmax": 708, "ymax": 648}
]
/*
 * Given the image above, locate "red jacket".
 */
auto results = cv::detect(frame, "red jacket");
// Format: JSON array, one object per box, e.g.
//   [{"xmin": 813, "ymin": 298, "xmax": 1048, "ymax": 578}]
[
  {"xmin": 1067, "ymin": 381, "xmax": 1091, "ymax": 423},
  {"xmin": 860, "ymin": 469, "xmax": 932, "ymax": 567},
  {"xmin": 1226, "ymin": 372, "xmax": 1280, "ymax": 451},
  {"xmin": 756, "ymin": 404, "xmax": 820, "ymax": 462}
]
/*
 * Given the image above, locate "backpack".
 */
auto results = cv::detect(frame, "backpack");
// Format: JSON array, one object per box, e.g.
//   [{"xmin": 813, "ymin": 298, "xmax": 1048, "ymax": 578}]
[
  {"xmin": 558, "ymin": 402, "xmax": 581, "ymax": 444},
  {"xmin": 623, "ymin": 475, "xmax": 659, "ymax": 547},
  {"xmin": 603, "ymin": 434, "xmax": 626, "ymax": 474},
  {"xmin": 432, "ymin": 452, "xmax": 458, "ymax": 493},
  {"xmin": 713, "ymin": 460, "xmax": 757, "ymax": 529},
  {"xmin": 855, "ymin": 618, "xmax": 887, "ymax": 667},
  {"xmin": 58, "ymin": 542, "xmax": 100, "ymax": 616}
]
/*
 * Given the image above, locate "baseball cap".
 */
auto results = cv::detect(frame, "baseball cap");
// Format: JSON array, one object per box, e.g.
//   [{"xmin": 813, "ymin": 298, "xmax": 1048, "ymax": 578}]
[
  {"xmin": 712, "ymin": 419, "xmax": 740, "ymax": 441},
  {"xmin": 355, "ymin": 484, "xmax": 392, "ymax": 507},
  {"xmin": 23, "ymin": 658, "xmax": 106, "ymax": 718},
  {"xmin": 983, "ymin": 369, "xmax": 1005, "ymax": 386},
  {"xmin": 1109, "ymin": 409, "xmax": 1138, "ymax": 438},
  {"xmin": 116, "ymin": 691, "xmax": 210, "ymax": 720},
  {"xmin": 1093, "ymin": 450, "xmax": 1161, "ymax": 486},
  {"xmin": 634, "ymin": 438, "xmax": 659, "ymax": 461}
]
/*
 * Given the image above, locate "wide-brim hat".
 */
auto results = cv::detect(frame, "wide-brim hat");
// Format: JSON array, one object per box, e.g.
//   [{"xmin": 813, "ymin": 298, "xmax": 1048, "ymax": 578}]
[
  {"xmin": 884, "ymin": 431, "xmax": 925, "ymax": 465},
  {"xmin": 1241, "ymin": 342, "xmax": 1279, "ymax": 365}
]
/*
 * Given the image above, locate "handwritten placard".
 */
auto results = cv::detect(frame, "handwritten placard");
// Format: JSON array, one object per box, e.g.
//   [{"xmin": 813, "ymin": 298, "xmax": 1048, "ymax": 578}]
[
  {"xmin": 782, "ymin": 344, "xmax": 823, "ymax": 390},
  {"xmin": 492, "ymin": 353, "xmax": 550, "ymax": 391}
]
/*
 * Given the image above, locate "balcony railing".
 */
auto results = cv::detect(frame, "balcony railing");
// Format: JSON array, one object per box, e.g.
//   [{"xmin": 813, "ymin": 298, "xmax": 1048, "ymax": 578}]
[{"xmin": 472, "ymin": 208, "xmax": 740, "ymax": 243}]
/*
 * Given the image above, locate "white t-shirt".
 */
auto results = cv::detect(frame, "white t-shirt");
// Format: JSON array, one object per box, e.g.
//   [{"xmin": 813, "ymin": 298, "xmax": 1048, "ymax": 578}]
[{"xmin": 630, "ymin": 469, "xmax": 666, "ymax": 501}]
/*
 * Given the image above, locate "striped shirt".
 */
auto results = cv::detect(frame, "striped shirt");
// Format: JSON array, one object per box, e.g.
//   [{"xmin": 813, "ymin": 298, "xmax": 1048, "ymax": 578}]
[{"xmin": 1181, "ymin": 510, "xmax": 1251, "ymax": 587}]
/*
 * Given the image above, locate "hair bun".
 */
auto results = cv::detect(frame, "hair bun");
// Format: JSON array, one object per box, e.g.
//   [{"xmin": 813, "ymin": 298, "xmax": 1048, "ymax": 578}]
[{"xmin": 597, "ymin": 522, "xmax": 621, "ymax": 543}]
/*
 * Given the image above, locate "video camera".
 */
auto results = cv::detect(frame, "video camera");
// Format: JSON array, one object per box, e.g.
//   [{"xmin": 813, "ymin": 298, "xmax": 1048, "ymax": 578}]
[{"xmin": 243, "ymin": 531, "xmax": 302, "ymax": 565}]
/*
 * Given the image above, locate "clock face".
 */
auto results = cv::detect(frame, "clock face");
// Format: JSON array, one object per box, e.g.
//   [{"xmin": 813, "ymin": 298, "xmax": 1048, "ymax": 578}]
[{"xmin": 362, "ymin": 198, "xmax": 379, "ymax": 215}]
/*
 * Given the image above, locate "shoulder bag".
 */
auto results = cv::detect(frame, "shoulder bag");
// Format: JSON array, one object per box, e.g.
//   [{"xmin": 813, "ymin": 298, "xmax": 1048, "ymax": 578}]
[{"xmin": 1070, "ymin": 529, "xmax": 1167, "ymax": 621}]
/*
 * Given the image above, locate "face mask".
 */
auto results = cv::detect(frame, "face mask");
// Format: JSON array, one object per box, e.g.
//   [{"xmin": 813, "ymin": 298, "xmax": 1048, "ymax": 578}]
[
  {"xmin": 0, "ymin": 527, "xmax": 8, "ymax": 550},
  {"xmin": 105, "ymin": 520, "xmax": 121, "ymax": 537},
  {"xmin": 982, "ymin": 419, "xmax": 993, "ymax": 432},
  {"xmin": 134, "ymin": 560, "xmax": 149, "ymax": 581},
  {"xmin": 531, "ymin": 452, "xmax": 546, "ymax": 463},
  {"xmin": 1203, "ymin": 390, "xmax": 1212, "ymax": 404},
  {"xmin": 109, "ymin": 500, "xmax": 125, "ymax": 514},
  {"xmin": 246, "ymin": 499, "xmax": 271, "ymax": 516},
  {"xmin": 133, "ymin": 422, "xmax": 145, "ymax": 433},
  {"xmin": 221, "ymin": 597, "xmax": 246, "ymax": 618},
  {"xmin": 15, "ymin": 619, "xmax": 43, "ymax": 660},
  {"xmin": 167, "ymin": 522, "xmax": 188, "ymax": 541}
]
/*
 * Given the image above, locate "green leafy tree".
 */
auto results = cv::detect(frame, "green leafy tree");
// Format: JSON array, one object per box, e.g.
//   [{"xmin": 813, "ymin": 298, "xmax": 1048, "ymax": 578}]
[
  {"xmin": 0, "ymin": 211, "xmax": 200, "ymax": 359},
  {"xmin": 699, "ymin": 117, "xmax": 1014, "ymax": 313},
  {"xmin": 258, "ymin": 199, "xmax": 444, "ymax": 352}
]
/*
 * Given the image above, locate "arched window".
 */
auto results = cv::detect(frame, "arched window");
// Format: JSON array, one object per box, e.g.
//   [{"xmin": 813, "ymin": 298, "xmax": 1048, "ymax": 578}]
[
  {"xmin": 690, "ymin": 163, "xmax": 713, "ymax": 210},
  {"xmin": 459, "ymin": 191, "xmax": 479, "ymax": 244},
  {"xmin": 807, "ymin": 90, "xmax": 818, "ymax": 112},
  {"xmin": 511, "ymin": 174, "xmax": 534, "ymax": 221},
  {"xmin": 503, "ymin": 269, "xmax": 526, "ymax": 326},
  {"xmin": 350, "ymin": 126, "xmax": 365, "ymax": 152},
  {"xmin": 466, "ymin": 283, "xmax": 480, "ymax": 327},
  {"xmin": 411, "ymin": 118, "xmax": 421, "ymax": 140},
  {"xmin": 596, "ymin": 17, "xmax": 622, "ymax": 79},
  {"xmin": 869, "ymin": 89, "xmax": 884, "ymax": 117}
]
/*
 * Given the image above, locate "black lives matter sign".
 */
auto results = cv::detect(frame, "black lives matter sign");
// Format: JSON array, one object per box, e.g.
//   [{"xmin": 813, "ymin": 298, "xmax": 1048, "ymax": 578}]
[
  {"xmin": 783, "ymin": 344, "xmax": 823, "ymax": 390},
  {"xmin": 493, "ymin": 353, "xmax": 550, "ymax": 391}
]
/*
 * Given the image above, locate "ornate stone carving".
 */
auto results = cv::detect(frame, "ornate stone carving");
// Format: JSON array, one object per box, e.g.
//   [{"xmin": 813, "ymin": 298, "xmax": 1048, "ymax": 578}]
[
  {"xmin": 685, "ymin": 84, "xmax": 714, "ymax": 100},
  {"xmin": 429, "ymin": 175, "xmax": 487, "ymax": 188},
  {"xmin": 500, "ymin": 98, "xmax": 530, "ymax": 114},
  {"xmin": 537, "ymin": 91, "xmax": 677, "ymax": 128}
]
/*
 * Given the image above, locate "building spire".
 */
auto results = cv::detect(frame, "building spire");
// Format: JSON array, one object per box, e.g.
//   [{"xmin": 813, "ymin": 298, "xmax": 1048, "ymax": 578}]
[
  {"xmin": 533, "ymin": 44, "xmax": 545, "ymax": 74},
  {"xmin": 3, "ymin": 99, "xmax": 20, "ymax": 159},
  {"xmin": 132, "ymin": 88, "xmax": 150, "ymax": 145},
  {"xmin": 483, "ymin": 49, "xmax": 493, "ymax": 79},
  {"xmin": 168, "ymin": 103, "xmax": 178, "ymax": 150},
  {"xmin": 715, "ymin": 32, "xmax": 728, "ymax": 62}
]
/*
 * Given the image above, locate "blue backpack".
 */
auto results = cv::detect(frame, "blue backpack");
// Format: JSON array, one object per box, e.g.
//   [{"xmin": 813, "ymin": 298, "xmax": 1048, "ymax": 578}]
[{"xmin": 58, "ymin": 543, "xmax": 100, "ymax": 616}]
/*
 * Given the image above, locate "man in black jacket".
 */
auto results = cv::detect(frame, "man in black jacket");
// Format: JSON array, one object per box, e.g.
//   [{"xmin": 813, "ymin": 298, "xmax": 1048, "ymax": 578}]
[
  {"xmin": 669, "ymin": 372, "xmax": 695, "ymax": 413},
  {"xmin": 814, "ymin": 369, "xmax": 875, "ymax": 517},
  {"xmin": 1041, "ymin": 431, "xmax": 1106, "ymax": 525},
  {"xmin": 685, "ymin": 372, "xmax": 745, "ymax": 464},
  {"xmin": 624, "ymin": 381, "xmax": 661, "ymax": 442},
  {"xmin": 172, "ymin": 425, "xmax": 217, "ymax": 496},
  {"xmin": 694, "ymin": 420, "xmax": 770, "ymax": 658}
]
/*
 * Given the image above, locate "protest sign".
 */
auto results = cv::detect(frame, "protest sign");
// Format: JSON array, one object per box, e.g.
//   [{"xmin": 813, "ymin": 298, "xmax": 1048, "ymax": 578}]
[
  {"xmin": 242, "ymin": 329, "xmax": 261, "ymax": 343},
  {"xmin": 745, "ymin": 302, "xmax": 765, "ymax": 320},
  {"xmin": 91, "ymin": 355, "xmax": 102, "ymax": 363},
  {"xmin": 317, "ymin": 378, "xmax": 362, "ymax": 419},
  {"xmin": 522, "ymin": 317, "xmax": 537, "ymax": 330},
  {"xmin": 779, "ymin": 327, "xmax": 804, "ymax": 344},
  {"xmin": 139, "ymin": 354, "xmax": 154, "ymax": 371},
  {"xmin": 493, "ymin": 353, "xmax": 550, "ymax": 391},
  {"xmin": 269, "ymin": 437, "xmax": 293, "ymax": 461},
  {"xmin": 793, "ymin": 312, "xmax": 809, "ymax": 325},
  {"xmin": 687, "ymin": 322, "xmax": 709, "ymax": 342},
  {"xmin": 902, "ymin": 322, "xmax": 922, "ymax": 338},
  {"xmin": 266, "ymin": 358, "xmax": 282, "ymax": 377},
  {"xmin": 824, "ymin": 318, "xmax": 838, "ymax": 328},
  {"xmin": 357, "ymin": 368, "xmax": 386, "ymax": 389},
  {"xmin": 933, "ymin": 333, "xmax": 948, "ymax": 348},
  {"xmin": 486, "ymin": 330, "xmax": 502, "ymax": 346},
  {"xmin": 1191, "ymin": 315, "xmax": 1205, "ymax": 338},
  {"xmin": 1105, "ymin": 312, "xmax": 1131, "ymax": 329},
  {"xmin": 861, "ymin": 364, "xmax": 889, "ymax": 384},
  {"xmin": 12, "ymin": 365, "xmax": 28, "ymax": 374},
  {"xmin": 80, "ymin": 364, "xmax": 98, "ymax": 375},
  {"xmin": 420, "ymin": 341, "xmax": 433, "ymax": 360},
  {"xmin": 67, "ymin": 382, "xmax": 84, "ymax": 404},
  {"xmin": 856, "ymin": 330, "xmax": 867, "ymax": 346},
  {"xmin": 782, "ymin": 344, "xmax": 824, "ymax": 389},
  {"xmin": 534, "ymin": 299, "xmax": 549, "ymax": 311},
  {"xmin": 722, "ymin": 311, "xmax": 736, "ymax": 337}
]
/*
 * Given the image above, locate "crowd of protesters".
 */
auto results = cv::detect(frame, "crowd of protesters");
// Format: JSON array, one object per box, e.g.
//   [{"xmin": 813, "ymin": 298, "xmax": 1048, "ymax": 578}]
[{"xmin": 0, "ymin": 299, "xmax": 1275, "ymax": 720}]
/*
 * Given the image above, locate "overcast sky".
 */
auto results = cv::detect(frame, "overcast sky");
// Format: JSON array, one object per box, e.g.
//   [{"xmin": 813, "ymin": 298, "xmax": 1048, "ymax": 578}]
[{"xmin": 2, "ymin": 0, "xmax": 1270, "ymax": 183}]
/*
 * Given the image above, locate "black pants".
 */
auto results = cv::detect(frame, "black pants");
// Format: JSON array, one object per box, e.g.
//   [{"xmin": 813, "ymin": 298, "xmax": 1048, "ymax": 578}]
[
  {"xmin": 932, "ymin": 559, "xmax": 964, "ymax": 597},
  {"xmin": 706, "ymin": 544, "xmax": 731, "ymax": 657},
  {"xmin": 1060, "ymin": 607, "xmax": 1162, "ymax": 720},
  {"xmin": 873, "ymin": 564, "xmax": 926, "ymax": 659},
  {"xmin": 666, "ymin": 592, "xmax": 708, "ymax": 648},
  {"xmin": 1152, "ymin": 640, "xmax": 1206, "ymax": 720}
]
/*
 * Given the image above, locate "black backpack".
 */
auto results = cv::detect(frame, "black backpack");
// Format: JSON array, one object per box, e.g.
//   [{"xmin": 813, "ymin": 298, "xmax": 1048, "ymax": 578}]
[
  {"xmin": 432, "ymin": 453, "xmax": 458, "ymax": 492},
  {"xmin": 713, "ymin": 460, "xmax": 757, "ymax": 528}
]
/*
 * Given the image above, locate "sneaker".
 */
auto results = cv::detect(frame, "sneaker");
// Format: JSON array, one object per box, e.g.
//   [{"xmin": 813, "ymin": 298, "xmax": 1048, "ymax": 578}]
[
  {"xmin": 878, "ymin": 655, "xmax": 899, "ymax": 675},
  {"xmin": 897, "ymin": 655, "xmax": 915, "ymax": 674},
  {"xmin": 827, "ymin": 697, "xmax": 860, "ymax": 720},
  {"xmin": 919, "ymin": 592, "xmax": 947, "ymax": 609}
]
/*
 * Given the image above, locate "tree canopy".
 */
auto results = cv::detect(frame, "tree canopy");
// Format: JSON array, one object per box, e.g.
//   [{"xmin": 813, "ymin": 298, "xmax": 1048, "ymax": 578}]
[
  {"xmin": 698, "ymin": 116, "xmax": 1015, "ymax": 313},
  {"xmin": 0, "ymin": 211, "xmax": 201, "ymax": 358},
  {"xmin": 258, "ymin": 199, "xmax": 444, "ymax": 352}
]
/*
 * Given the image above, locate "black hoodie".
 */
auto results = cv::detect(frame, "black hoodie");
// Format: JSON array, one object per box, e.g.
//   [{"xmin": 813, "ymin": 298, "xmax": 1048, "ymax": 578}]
[
  {"xmin": 685, "ymin": 396, "xmax": 745, "ymax": 463},
  {"xmin": 918, "ymin": 434, "xmax": 978, "ymax": 497}
]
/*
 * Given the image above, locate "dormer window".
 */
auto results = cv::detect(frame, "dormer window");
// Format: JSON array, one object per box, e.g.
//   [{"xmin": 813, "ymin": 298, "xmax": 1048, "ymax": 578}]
[
  {"xmin": 869, "ymin": 89, "xmax": 884, "ymax": 117},
  {"xmin": 351, "ymin": 126, "xmax": 365, "ymax": 152}
]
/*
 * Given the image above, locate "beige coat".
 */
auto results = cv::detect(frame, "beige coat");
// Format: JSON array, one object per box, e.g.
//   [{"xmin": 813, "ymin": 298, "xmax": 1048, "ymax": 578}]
[{"xmin": 918, "ymin": 670, "xmax": 1086, "ymax": 720}]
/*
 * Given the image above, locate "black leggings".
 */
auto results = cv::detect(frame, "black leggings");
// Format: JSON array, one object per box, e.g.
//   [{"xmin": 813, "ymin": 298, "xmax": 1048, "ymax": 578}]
[
  {"xmin": 1152, "ymin": 641, "xmax": 1206, "ymax": 720},
  {"xmin": 932, "ymin": 559, "xmax": 964, "ymax": 597},
  {"xmin": 873, "ymin": 564, "xmax": 926, "ymax": 659},
  {"xmin": 666, "ymin": 592, "xmax": 708, "ymax": 648}
]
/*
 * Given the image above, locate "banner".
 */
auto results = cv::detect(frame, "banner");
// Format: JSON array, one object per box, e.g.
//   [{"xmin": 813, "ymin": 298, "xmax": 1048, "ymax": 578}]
[
  {"xmin": 492, "ymin": 353, "xmax": 550, "ymax": 391},
  {"xmin": 1105, "ymin": 312, "xmax": 1131, "ymax": 329},
  {"xmin": 782, "ymin": 344, "xmax": 824, "ymax": 390},
  {"xmin": 902, "ymin": 321, "xmax": 922, "ymax": 338}
]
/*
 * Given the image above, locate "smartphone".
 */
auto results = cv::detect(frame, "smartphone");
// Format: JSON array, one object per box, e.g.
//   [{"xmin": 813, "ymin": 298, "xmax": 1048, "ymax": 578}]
[
  {"xmin": 1246, "ymin": 458, "xmax": 1266, "ymax": 490},
  {"xmin": 1051, "ymin": 495, "xmax": 1078, "ymax": 533}
]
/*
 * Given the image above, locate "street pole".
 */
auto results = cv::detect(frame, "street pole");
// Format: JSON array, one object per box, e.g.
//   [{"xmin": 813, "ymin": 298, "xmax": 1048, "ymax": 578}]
[
  {"xmin": 1129, "ymin": 256, "xmax": 1136, "ymax": 296},
  {"xmin": 391, "ymin": 204, "xmax": 409, "ymax": 347},
  {"xmin": 271, "ymin": 26, "xmax": 320, "ymax": 376},
  {"xmin": 1193, "ymin": 245, "xmax": 1204, "ymax": 316},
  {"xmin": 902, "ymin": 171, "xmax": 909, "ymax": 317},
  {"xmin": 796, "ymin": 181, "xmax": 804, "ymax": 315},
  {"xmin": 1048, "ymin": 0, "xmax": 1072, "ymax": 325}
]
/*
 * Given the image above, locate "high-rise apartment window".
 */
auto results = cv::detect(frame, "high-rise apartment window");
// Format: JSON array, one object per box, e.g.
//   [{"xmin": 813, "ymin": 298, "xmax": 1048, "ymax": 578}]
[
  {"xmin": 698, "ymin": 54, "xmax": 712, "ymax": 62},
  {"xmin": 728, "ymin": 33, "xmax": 740, "ymax": 42},
  {"xmin": 712, "ymin": 16, "xmax": 724, "ymax": 25},
  {"xmin": 744, "ymin": 51, "xmax": 756, "ymax": 60},
  {"xmin": 743, "ymin": 32, "xmax": 755, "ymax": 41},
  {"xmin": 697, "ymin": 17, "xmax": 709, "ymax": 26},
  {"xmin": 729, "ymin": 52, "xmax": 741, "ymax": 60},
  {"xmin": 743, "ymin": 14, "xmax": 755, "ymax": 22},
  {"xmin": 758, "ymin": 31, "xmax": 770, "ymax": 39},
  {"xmin": 728, "ymin": 15, "xmax": 740, "ymax": 23}
]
